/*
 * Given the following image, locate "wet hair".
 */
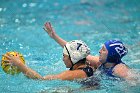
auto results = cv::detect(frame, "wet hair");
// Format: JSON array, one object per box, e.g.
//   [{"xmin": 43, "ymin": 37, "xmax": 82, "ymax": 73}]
[
  {"xmin": 69, "ymin": 58, "xmax": 86, "ymax": 70},
  {"xmin": 77, "ymin": 58, "xmax": 86, "ymax": 64}
]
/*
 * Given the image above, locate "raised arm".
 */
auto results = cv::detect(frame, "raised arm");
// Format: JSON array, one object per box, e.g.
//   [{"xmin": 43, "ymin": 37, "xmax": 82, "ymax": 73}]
[
  {"xmin": 86, "ymin": 55, "xmax": 101, "ymax": 69},
  {"xmin": 43, "ymin": 22, "xmax": 67, "ymax": 48},
  {"xmin": 43, "ymin": 22, "xmax": 101, "ymax": 69}
]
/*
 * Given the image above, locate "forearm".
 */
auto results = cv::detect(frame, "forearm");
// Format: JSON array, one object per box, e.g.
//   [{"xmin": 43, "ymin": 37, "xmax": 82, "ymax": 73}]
[
  {"xmin": 43, "ymin": 70, "xmax": 87, "ymax": 80},
  {"xmin": 86, "ymin": 55, "xmax": 100, "ymax": 69},
  {"xmin": 16, "ymin": 62, "xmax": 43, "ymax": 79},
  {"xmin": 53, "ymin": 33, "xmax": 67, "ymax": 48},
  {"xmin": 43, "ymin": 75, "xmax": 59, "ymax": 80}
]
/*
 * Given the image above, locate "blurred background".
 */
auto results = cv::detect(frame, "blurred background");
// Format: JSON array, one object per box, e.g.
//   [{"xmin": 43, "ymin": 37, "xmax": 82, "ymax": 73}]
[{"xmin": 0, "ymin": 0, "xmax": 140, "ymax": 93}]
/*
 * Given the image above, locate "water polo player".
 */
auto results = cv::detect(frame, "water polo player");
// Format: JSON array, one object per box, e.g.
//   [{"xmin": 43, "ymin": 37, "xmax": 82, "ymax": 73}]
[
  {"xmin": 97, "ymin": 40, "xmax": 128, "ymax": 77},
  {"xmin": 44, "ymin": 22, "xmax": 139, "ymax": 82},
  {"xmin": 3, "ymin": 40, "xmax": 95, "ymax": 80}
]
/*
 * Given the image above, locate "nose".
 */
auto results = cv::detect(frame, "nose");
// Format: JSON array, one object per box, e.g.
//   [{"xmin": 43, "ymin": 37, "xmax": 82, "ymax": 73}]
[{"xmin": 99, "ymin": 49, "xmax": 101, "ymax": 54}]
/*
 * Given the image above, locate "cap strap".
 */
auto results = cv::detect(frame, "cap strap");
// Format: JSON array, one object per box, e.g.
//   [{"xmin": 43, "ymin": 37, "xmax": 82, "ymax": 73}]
[{"xmin": 64, "ymin": 45, "xmax": 74, "ymax": 69}]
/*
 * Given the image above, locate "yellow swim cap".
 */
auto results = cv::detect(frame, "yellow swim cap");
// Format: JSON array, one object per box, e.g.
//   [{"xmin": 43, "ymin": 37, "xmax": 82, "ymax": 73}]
[{"xmin": 1, "ymin": 51, "xmax": 25, "ymax": 75}]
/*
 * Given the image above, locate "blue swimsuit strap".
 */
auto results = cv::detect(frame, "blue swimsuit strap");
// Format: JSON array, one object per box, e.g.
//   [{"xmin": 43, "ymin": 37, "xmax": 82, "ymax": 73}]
[{"xmin": 105, "ymin": 65, "xmax": 116, "ymax": 77}]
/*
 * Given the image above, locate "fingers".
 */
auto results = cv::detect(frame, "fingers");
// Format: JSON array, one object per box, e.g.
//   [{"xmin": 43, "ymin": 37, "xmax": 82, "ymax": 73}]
[
  {"xmin": 2, "ymin": 54, "xmax": 11, "ymax": 60},
  {"xmin": 44, "ymin": 22, "xmax": 52, "ymax": 29},
  {"xmin": 44, "ymin": 22, "xmax": 50, "ymax": 28},
  {"xmin": 2, "ymin": 54, "xmax": 12, "ymax": 63},
  {"xmin": 44, "ymin": 25, "xmax": 50, "ymax": 31},
  {"xmin": 6, "ymin": 52, "xmax": 12, "ymax": 56},
  {"xmin": 49, "ymin": 22, "xmax": 53, "ymax": 31},
  {"xmin": 3, "ymin": 62, "xmax": 12, "ymax": 66},
  {"xmin": 43, "ymin": 22, "xmax": 55, "ymax": 38},
  {"xmin": 2, "ymin": 60, "xmax": 10, "ymax": 63},
  {"xmin": 43, "ymin": 22, "xmax": 53, "ymax": 33},
  {"xmin": 2, "ymin": 59, "xmax": 12, "ymax": 66},
  {"xmin": 43, "ymin": 27, "xmax": 47, "ymax": 31},
  {"xmin": 43, "ymin": 27, "xmax": 50, "ymax": 35}
]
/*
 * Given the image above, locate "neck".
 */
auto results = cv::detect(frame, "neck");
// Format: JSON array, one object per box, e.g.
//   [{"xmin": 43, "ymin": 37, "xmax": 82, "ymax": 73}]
[
  {"xmin": 71, "ymin": 63, "xmax": 85, "ymax": 70},
  {"xmin": 103, "ymin": 62, "xmax": 116, "ymax": 68}
]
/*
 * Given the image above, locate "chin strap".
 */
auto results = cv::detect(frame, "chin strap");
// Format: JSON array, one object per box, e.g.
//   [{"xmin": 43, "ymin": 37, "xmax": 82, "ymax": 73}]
[{"xmin": 64, "ymin": 45, "xmax": 74, "ymax": 70}]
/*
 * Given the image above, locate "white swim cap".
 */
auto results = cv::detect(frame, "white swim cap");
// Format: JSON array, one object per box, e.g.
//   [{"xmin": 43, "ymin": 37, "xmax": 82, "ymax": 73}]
[{"xmin": 63, "ymin": 40, "xmax": 90, "ymax": 64}]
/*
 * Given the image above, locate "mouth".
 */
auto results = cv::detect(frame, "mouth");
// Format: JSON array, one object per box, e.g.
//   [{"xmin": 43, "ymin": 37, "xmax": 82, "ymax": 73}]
[
  {"xmin": 99, "ymin": 55, "xmax": 102, "ymax": 61},
  {"xmin": 99, "ymin": 58, "xmax": 101, "ymax": 61}
]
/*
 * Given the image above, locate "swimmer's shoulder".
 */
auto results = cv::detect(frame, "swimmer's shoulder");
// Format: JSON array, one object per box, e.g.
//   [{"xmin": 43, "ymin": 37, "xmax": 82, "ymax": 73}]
[{"xmin": 113, "ymin": 63, "xmax": 129, "ymax": 78}]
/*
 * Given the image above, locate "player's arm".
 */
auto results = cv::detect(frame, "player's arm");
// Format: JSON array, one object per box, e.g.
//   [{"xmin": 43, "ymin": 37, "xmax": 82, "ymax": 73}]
[
  {"xmin": 43, "ymin": 70, "xmax": 87, "ymax": 80},
  {"xmin": 113, "ymin": 64, "xmax": 139, "ymax": 85},
  {"xmin": 4, "ymin": 53, "xmax": 43, "ymax": 79},
  {"xmin": 43, "ymin": 22, "xmax": 67, "ymax": 48},
  {"xmin": 86, "ymin": 55, "xmax": 101, "ymax": 69}
]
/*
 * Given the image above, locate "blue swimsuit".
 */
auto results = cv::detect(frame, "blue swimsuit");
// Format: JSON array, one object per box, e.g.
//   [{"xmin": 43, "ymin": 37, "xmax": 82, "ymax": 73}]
[{"xmin": 99, "ymin": 62, "xmax": 125, "ymax": 77}]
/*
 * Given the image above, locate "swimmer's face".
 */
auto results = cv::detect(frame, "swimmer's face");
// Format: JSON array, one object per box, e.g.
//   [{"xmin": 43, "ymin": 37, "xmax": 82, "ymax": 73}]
[
  {"xmin": 99, "ymin": 45, "xmax": 108, "ymax": 63},
  {"xmin": 63, "ymin": 54, "xmax": 72, "ymax": 68}
]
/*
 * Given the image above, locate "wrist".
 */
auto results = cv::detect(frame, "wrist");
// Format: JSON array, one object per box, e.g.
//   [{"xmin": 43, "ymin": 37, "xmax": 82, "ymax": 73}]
[
  {"xmin": 52, "ymin": 32, "xmax": 57, "ymax": 39},
  {"xmin": 14, "ymin": 59, "xmax": 24, "ymax": 66}
]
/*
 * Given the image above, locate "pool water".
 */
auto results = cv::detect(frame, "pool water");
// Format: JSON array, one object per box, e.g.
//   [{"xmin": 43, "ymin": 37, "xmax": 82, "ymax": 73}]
[{"xmin": 0, "ymin": 0, "xmax": 140, "ymax": 93}]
